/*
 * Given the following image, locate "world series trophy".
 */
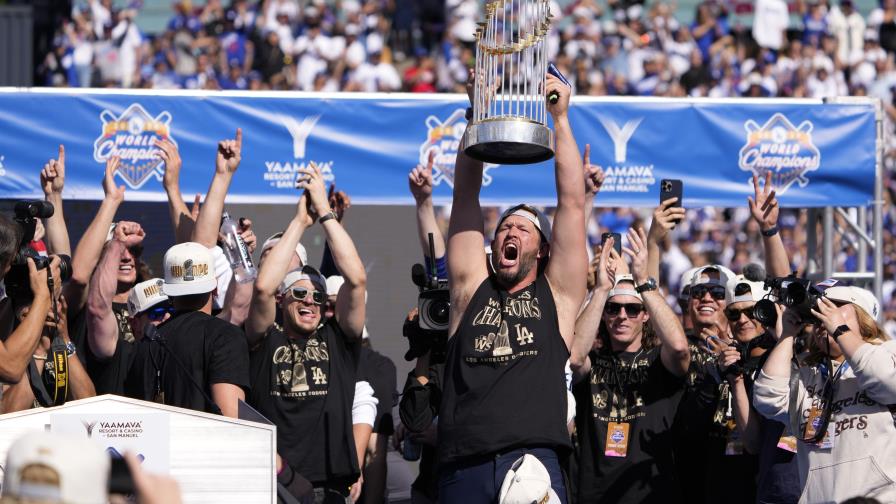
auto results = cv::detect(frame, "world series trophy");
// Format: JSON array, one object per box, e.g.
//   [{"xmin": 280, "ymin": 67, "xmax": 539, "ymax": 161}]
[{"xmin": 463, "ymin": 0, "xmax": 555, "ymax": 165}]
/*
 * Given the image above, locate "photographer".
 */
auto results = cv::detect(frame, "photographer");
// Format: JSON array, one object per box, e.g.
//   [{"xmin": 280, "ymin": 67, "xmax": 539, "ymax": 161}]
[
  {"xmin": 0, "ymin": 217, "xmax": 62, "ymax": 387},
  {"xmin": 753, "ymin": 285, "xmax": 896, "ymax": 503},
  {"xmin": 3, "ymin": 294, "xmax": 95, "ymax": 413},
  {"xmin": 570, "ymin": 229, "xmax": 689, "ymax": 503},
  {"xmin": 246, "ymin": 161, "xmax": 367, "ymax": 501}
]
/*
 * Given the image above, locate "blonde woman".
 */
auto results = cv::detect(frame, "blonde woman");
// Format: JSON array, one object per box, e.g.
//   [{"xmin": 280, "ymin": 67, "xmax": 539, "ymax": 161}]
[{"xmin": 753, "ymin": 284, "xmax": 896, "ymax": 503}]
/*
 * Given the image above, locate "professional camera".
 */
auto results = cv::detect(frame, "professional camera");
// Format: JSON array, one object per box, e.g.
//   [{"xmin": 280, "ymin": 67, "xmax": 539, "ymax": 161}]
[
  {"xmin": 403, "ymin": 234, "xmax": 449, "ymax": 364},
  {"xmin": 752, "ymin": 273, "xmax": 823, "ymax": 326},
  {"xmin": 4, "ymin": 201, "xmax": 72, "ymax": 302}
]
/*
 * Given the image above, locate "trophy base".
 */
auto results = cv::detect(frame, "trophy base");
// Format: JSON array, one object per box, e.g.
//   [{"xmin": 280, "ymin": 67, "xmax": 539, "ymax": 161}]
[{"xmin": 463, "ymin": 119, "xmax": 554, "ymax": 165}]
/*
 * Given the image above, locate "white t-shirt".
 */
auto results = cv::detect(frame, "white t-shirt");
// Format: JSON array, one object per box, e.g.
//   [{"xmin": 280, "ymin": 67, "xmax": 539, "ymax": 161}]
[{"xmin": 753, "ymin": 0, "xmax": 790, "ymax": 50}]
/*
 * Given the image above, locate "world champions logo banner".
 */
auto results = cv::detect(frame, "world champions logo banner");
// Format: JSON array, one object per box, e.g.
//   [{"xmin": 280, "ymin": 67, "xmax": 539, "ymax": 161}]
[
  {"xmin": 93, "ymin": 103, "xmax": 177, "ymax": 190},
  {"xmin": 738, "ymin": 113, "xmax": 821, "ymax": 193}
]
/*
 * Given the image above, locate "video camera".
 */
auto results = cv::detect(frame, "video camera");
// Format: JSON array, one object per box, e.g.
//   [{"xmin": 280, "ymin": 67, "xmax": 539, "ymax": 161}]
[
  {"xmin": 4, "ymin": 201, "xmax": 72, "ymax": 302},
  {"xmin": 752, "ymin": 273, "xmax": 824, "ymax": 326},
  {"xmin": 403, "ymin": 234, "xmax": 449, "ymax": 364}
]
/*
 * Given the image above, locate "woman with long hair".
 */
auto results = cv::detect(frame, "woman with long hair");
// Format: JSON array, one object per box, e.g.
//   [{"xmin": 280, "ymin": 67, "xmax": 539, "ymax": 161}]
[{"xmin": 753, "ymin": 284, "xmax": 896, "ymax": 503}]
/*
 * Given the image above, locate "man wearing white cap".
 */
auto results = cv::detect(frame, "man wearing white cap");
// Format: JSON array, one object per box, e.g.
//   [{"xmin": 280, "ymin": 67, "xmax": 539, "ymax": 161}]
[
  {"xmin": 716, "ymin": 274, "xmax": 800, "ymax": 504},
  {"xmin": 438, "ymin": 72, "xmax": 586, "ymax": 501},
  {"xmin": 570, "ymin": 230, "xmax": 689, "ymax": 503},
  {"xmin": 124, "ymin": 242, "xmax": 250, "ymax": 418},
  {"xmin": 246, "ymin": 163, "xmax": 367, "ymax": 501}
]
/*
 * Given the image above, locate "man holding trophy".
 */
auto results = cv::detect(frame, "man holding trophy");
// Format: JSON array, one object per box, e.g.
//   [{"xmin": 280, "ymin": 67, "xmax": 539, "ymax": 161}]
[{"xmin": 437, "ymin": 1, "xmax": 588, "ymax": 498}]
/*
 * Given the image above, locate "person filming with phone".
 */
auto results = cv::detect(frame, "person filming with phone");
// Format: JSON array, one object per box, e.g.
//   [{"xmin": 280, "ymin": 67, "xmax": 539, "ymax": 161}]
[{"xmin": 753, "ymin": 284, "xmax": 896, "ymax": 503}]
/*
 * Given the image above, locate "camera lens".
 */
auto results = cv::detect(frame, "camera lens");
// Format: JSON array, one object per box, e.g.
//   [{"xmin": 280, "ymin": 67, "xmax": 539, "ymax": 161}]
[
  {"xmin": 782, "ymin": 282, "xmax": 807, "ymax": 306},
  {"xmin": 753, "ymin": 299, "xmax": 778, "ymax": 326},
  {"xmin": 428, "ymin": 300, "xmax": 450, "ymax": 326}
]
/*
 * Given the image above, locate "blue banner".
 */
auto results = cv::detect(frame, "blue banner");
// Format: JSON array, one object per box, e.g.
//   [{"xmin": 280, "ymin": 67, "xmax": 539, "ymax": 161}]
[{"xmin": 0, "ymin": 90, "xmax": 877, "ymax": 207}]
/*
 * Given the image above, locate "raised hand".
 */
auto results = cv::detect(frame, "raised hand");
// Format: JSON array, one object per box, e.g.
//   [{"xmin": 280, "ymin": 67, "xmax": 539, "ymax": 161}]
[
  {"xmin": 748, "ymin": 171, "xmax": 779, "ymax": 232},
  {"xmin": 648, "ymin": 197, "xmax": 686, "ymax": 244},
  {"xmin": 238, "ymin": 218, "xmax": 257, "ymax": 254},
  {"xmin": 215, "ymin": 128, "xmax": 243, "ymax": 174},
  {"xmin": 622, "ymin": 227, "xmax": 649, "ymax": 284},
  {"xmin": 546, "ymin": 73, "xmax": 571, "ymax": 119},
  {"xmin": 41, "ymin": 145, "xmax": 66, "ymax": 196},
  {"xmin": 328, "ymin": 184, "xmax": 351, "ymax": 222},
  {"xmin": 583, "ymin": 144, "xmax": 606, "ymax": 197},
  {"xmin": 155, "ymin": 138, "xmax": 182, "ymax": 188},
  {"xmin": 295, "ymin": 192, "xmax": 314, "ymax": 228},
  {"xmin": 113, "ymin": 221, "xmax": 146, "ymax": 248},
  {"xmin": 595, "ymin": 238, "xmax": 615, "ymax": 291},
  {"xmin": 811, "ymin": 297, "xmax": 848, "ymax": 335},
  {"xmin": 295, "ymin": 161, "xmax": 330, "ymax": 218},
  {"xmin": 190, "ymin": 194, "xmax": 202, "ymax": 221},
  {"xmin": 103, "ymin": 156, "xmax": 125, "ymax": 202},
  {"xmin": 775, "ymin": 304, "xmax": 802, "ymax": 341},
  {"xmin": 409, "ymin": 150, "xmax": 436, "ymax": 203}
]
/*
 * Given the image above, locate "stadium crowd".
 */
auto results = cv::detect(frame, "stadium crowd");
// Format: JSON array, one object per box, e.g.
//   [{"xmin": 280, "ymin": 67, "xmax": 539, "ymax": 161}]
[{"xmin": 1, "ymin": 1, "xmax": 893, "ymax": 504}]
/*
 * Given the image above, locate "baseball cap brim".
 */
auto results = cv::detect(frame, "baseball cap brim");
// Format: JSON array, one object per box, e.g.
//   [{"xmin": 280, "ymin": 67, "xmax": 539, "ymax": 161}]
[{"xmin": 163, "ymin": 277, "xmax": 217, "ymax": 297}]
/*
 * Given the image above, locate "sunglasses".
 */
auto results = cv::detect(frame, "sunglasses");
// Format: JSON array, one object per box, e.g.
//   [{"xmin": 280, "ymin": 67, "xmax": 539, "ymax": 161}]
[
  {"xmin": 690, "ymin": 284, "xmax": 726, "ymax": 301},
  {"xmin": 725, "ymin": 307, "xmax": 755, "ymax": 322},
  {"xmin": 604, "ymin": 301, "xmax": 644, "ymax": 317},
  {"xmin": 146, "ymin": 304, "xmax": 174, "ymax": 322},
  {"xmin": 290, "ymin": 287, "xmax": 325, "ymax": 305}
]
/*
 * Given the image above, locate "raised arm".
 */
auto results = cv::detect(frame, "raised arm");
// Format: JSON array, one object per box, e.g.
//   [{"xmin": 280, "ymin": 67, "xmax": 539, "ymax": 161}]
[
  {"xmin": 582, "ymin": 143, "xmax": 606, "ymax": 230},
  {"xmin": 0, "ymin": 259, "xmax": 54, "ymax": 382},
  {"xmin": 409, "ymin": 150, "xmax": 446, "ymax": 260},
  {"xmin": 193, "ymin": 129, "xmax": 242, "ymax": 248},
  {"xmin": 247, "ymin": 195, "xmax": 312, "ymax": 347},
  {"xmin": 300, "ymin": 163, "xmax": 367, "ymax": 339},
  {"xmin": 625, "ymin": 227, "xmax": 689, "ymax": 376},
  {"xmin": 87, "ymin": 223, "xmax": 144, "ymax": 359},
  {"xmin": 646, "ymin": 198, "xmax": 686, "ymax": 281},
  {"xmin": 65, "ymin": 157, "xmax": 125, "ymax": 314},
  {"xmin": 447, "ymin": 72, "xmax": 489, "ymax": 336},
  {"xmin": 571, "ymin": 240, "xmax": 614, "ymax": 379},
  {"xmin": 217, "ymin": 219, "xmax": 256, "ymax": 326},
  {"xmin": 157, "ymin": 139, "xmax": 195, "ymax": 244},
  {"xmin": 544, "ymin": 73, "xmax": 588, "ymax": 349},
  {"xmin": 40, "ymin": 145, "xmax": 71, "ymax": 256},
  {"xmin": 748, "ymin": 172, "xmax": 790, "ymax": 277},
  {"xmin": 753, "ymin": 305, "xmax": 800, "ymax": 422}
]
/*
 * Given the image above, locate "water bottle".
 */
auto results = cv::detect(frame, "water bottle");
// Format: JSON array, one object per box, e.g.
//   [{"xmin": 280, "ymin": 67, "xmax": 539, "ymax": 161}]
[
  {"xmin": 402, "ymin": 437, "xmax": 422, "ymax": 461},
  {"xmin": 220, "ymin": 212, "xmax": 257, "ymax": 283}
]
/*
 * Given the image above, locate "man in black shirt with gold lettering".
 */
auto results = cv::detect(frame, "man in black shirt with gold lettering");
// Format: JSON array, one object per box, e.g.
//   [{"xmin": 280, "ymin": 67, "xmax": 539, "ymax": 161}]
[{"xmin": 438, "ymin": 72, "xmax": 588, "ymax": 501}]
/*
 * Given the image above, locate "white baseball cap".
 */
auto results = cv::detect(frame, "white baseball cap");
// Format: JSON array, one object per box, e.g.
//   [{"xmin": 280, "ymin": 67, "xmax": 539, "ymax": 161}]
[
  {"xmin": 678, "ymin": 266, "xmax": 700, "ymax": 298},
  {"xmin": 498, "ymin": 454, "xmax": 561, "ymax": 504},
  {"xmin": 608, "ymin": 274, "xmax": 642, "ymax": 301},
  {"xmin": 824, "ymin": 285, "xmax": 881, "ymax": 320},
  {"xmin": 162, "ymin": 242, "xmax": 217, "ymax": 297},
  {"xmin": 2, "ymin": 431, "xmax": 109, "ymax": 504},
  {"xmin": 261, "ymin": 233, "xmax": 308, "ymax": 266},
  {"xmin": 326, "ymin": 275, "xmax": 345, "ymax": 296},
  {"xmin": 726, "ymin": 275, "xmax": 770, "ymax": 304},
  {"xmin": 690, "ymin": 264, "xmax": 736, "ymax": 288},
  {"xmin": 279, "ymin": 265, "xmax": 328, "ymax": 295},
  {"xmin": 128, "ymin": 278, "xmax": 169, "ymax": 315}
]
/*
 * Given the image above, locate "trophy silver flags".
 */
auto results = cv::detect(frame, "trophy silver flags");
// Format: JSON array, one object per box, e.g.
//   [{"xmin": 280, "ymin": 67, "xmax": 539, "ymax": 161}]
[{"xmin": 463, "ymin": 0, "xmax": 554, "ymax": 165}]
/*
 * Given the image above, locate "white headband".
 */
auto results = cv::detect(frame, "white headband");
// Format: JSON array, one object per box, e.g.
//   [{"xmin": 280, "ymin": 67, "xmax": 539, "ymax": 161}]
[{"xmin": 508, "ymin": 209, "xmax": 541, "ymax": 231}]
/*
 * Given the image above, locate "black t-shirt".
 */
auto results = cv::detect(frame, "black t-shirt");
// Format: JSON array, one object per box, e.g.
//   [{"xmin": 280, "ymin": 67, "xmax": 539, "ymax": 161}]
[
  {"xmin": 248, "ymin": 320, "xmax": 360, "ymax": 487},
  {"xmin": 84, "ymin": 302, "xmax": 136, "ymax": 395},
  {"xmin": 399, "ymin": 364, "xmax": 444, "ymax": 500},
  {"xmin": 674, "ymin": 333, "xmax": 757, "ymax": 504},
  {"xmin": 357, "ymin": 347, "xmax": 397, "ymax": 436},
  {"xmin": 438, "ymin": 274, "xmax": 571, "ymax": 465},
  {"xmin": 124, "ymin": 311, "xmax": 250, "ymax": 413},
  {"xmin": 573, "ymin": 345, "xmax": 685, "ymax": 503}
]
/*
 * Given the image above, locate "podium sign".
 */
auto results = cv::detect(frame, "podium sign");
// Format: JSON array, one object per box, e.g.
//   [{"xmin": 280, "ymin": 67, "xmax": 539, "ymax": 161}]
[{"xmin": 51, "ymin": 412, "xmax": 170, "ymax": 473}]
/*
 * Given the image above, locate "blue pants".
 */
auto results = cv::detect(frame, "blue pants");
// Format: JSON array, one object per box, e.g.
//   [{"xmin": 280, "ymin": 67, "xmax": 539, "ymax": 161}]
[{"xmin": 438, "ymin": 447, "xmax": 567, "ymax": 504}]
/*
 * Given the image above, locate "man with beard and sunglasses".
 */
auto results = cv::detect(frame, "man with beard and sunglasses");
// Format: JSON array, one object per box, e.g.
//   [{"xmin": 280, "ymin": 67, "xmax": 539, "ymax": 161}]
[
  {"xmin": 437, "ymin": 72, "xmax": 588, "ymax": 501},
  {"xmin": 246, "ymin": 164, "xmax": 367, "ymax": 503},
  {"xmin": 570, "ymin": 229, "xmax": 690, "ymax": 503}
]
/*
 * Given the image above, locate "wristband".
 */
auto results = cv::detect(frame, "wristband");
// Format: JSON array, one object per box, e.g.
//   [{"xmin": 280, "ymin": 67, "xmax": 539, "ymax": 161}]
[
  {"xmin": 318, "ymin": 211, "xmax": 338, "ymax": 224},
  {"xmin": 831, "ymin": 324, "xmax": 850, "ymax": 340},
  {"xmin": 761, "ymin": 226, "xmax": 779, "ymax": 237}
]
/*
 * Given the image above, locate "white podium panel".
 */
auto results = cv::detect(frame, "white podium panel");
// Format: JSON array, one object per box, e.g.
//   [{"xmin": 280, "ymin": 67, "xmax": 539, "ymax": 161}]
[{"xmin": 0, "ymin": 395, "xmax": 276, "ymax": 503}]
